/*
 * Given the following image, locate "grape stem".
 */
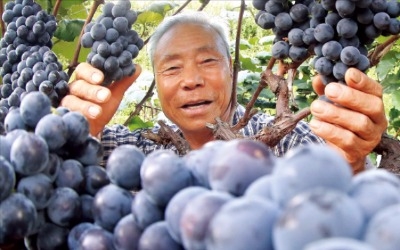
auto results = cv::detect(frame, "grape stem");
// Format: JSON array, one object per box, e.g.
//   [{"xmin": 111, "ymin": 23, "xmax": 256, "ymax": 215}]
[
  {"xmin": 0, "ymin": 0, "xmax": 5, "ymax": 36},
  {"xmin": 369, "ymin": 35, "xmax": 400, "ymax": 67},
  {"xmin": 52, "ymin": 0, "xmax": 62, "ymax": 17},
  {"xmin": 123, "ymin": 79, "xmax": 156, "ymax": 126},
  {"xmin": 68, "ymin": 0, "xmax": 104, "ymax": 75},
  {"xmin": 142, "ymin": 120, "xmax": 190, "ymax": 155},
  {"xmin": 228, "ymin": 0, "xmax": 246, "ymax": 125}
]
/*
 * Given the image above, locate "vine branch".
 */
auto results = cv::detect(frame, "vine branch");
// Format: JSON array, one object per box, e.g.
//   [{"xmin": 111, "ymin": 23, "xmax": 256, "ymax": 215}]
[
  {"xmin": 369, "ymin": 34, "xmax": 400, "ymax": 67},
  {"xmin": 52, "ymin": 0, "xmax": 62, "ymax": 17},
  {"xmin": 67, "ymin": 0, "xmax": 104, "ymax": 76},
  {"xmin": 228, "ymin": 0, "xmax": 247, "ymax": 125},
  {"xmin": 0, "ymin": 0, "xmax": 5, "ymax": 36},
  {"xmin": 123, "ymin": 79, "xmax": 156, "ymax": 126}
]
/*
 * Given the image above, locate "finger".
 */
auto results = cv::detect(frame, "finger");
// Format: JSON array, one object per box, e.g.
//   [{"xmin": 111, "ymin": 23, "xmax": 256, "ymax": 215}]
[
  {"xmin": 74, "ymin": 62, "xmax": 104, "ymax": 85},
  {"xmin": 323, "ymin": 82, "xmax": 386, "ymax": 125},
  {"xmin": 345, "ymin": 68, "xmax": 383, "ymax": 98},
  {"xmin": 60, "ymin": 95, "xmax": 103, "ymax": 119},
  {"xmin": 68, "ymin": 79, "xmax": 111, "ymax": 103},
  {"xmin": 109, "ymin": 64, "xmax": 142, "ymax": 97},
  {"xmin": 310, "ymin": 100, "xmax": 382, "ymax": 141},
  {"xmin": 312, "ymin": 75, "xmax": 326, "ymax": 96},
  {"xmin": 308, "ymin": 119, "xmax": 370, "ymax": 163}
]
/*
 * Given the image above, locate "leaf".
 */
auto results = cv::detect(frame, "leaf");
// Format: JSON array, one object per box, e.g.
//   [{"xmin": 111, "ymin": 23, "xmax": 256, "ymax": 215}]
[
  {"xmin": 392, "ymin": 90, "xmax": 400, "ymax": 108},
  {"xmin": 381, "ymin": 71, "xmax": 400, "ymax": 93},
  {"xmin": 258, "ymin": 35, "xmax": 275, "ymax": 45},
  {"xmin": 137, "ymin": 11, "xmax": 164, "ymax": 25},
  {"xmin": 54, "ymin": 19, "xmax": 85, "ymax": 42},
  {"xmin": 144, "ymin": 2, "xmax": 178, "ymax": 16},
  {"xmin": 239, "ymin": 39, "xmax": 252, "ymax": 50},
  {"xmin": 127, "ymin": 116, "xmax": 154, "ymax": 131},
  {"xmin": 255, "ymin": 51, "xmax": 272, "ymax": 62},
  {"xmin": 240, "ymin": 56, "xmax": 260, "ymax": 72},
  {"xmin": 52, "ymin": 36, "xmax": 90, "ymax": 66},
  {"xmin": 376, "ymin": 50, "xmax": 398, "ymax": 80},
  {"xmin": 60, "ymin": 0, "xmax": 87, "ymax": 10},
  {"xmin": 294, "ymin": 79, "xmax": 311, "ymax": 90},
  {"xmin": 389, "ymin": 107, "xmax": 400, "ymax": 121}
]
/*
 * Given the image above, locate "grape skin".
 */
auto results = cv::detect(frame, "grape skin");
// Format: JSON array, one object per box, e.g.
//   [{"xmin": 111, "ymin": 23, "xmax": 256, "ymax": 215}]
[{"xmin": 80, "ymin": 1, "xmax": 143, "ymax": 85}]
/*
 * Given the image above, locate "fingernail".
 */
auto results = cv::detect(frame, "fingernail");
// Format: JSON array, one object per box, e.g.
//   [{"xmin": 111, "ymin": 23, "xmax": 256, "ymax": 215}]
[
  {"xmin": 349, "ymin": 68, "xmax": 361, "ymax": 83},
  {"xmin": 92, "ymin": 72, "xmax": 102, "ymax": 83},
  {"xmin": 97, "ymin": 89, "xmax": 109, "ymax": 102},
  {"xmin": 88, "ymin": 106, "xmax": 101, "ymax": 117},
  {"xmin": 325, "ymin": 83, "xmax": 341, "ymax": 98}
]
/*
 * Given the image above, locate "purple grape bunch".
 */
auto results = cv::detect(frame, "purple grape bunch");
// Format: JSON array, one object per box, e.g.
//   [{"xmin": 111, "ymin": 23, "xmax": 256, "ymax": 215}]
[
  {"xmin": 253, "ymin": 0, "xmax": 400, "ymax": 84},
  {"xmin": 81, "ymin": 0, "xmax": 144, "ymax": 86},
  {"xmin": 0, "ymin": 0, "xmax": 69, "ymax": 127}
]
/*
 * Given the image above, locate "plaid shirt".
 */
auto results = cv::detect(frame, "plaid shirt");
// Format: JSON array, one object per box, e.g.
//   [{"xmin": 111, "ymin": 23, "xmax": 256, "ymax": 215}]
[{"xmin": 99, "ymin": 105, "xmax": 324, "ymax": 166}]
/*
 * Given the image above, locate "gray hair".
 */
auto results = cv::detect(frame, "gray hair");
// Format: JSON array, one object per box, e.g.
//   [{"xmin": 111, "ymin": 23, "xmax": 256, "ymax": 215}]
[{"xmin": 147, "ymin": 11, "xmax": 231, "ymax": 68}]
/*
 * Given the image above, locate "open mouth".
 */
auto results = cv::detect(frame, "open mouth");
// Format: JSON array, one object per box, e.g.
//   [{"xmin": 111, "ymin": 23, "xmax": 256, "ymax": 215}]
[{"xmin": 182, "ymin": 100, "xmax": 212, "ymax": 109}]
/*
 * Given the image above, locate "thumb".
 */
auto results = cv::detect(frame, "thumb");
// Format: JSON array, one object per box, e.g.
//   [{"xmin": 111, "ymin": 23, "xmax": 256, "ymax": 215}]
[{"xmin": 109, "ymin": 64, "xmax": 142, "ymax": 98}]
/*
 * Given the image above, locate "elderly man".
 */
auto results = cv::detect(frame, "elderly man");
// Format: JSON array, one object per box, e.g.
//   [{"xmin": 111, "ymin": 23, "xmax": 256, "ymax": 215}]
[{"xmin": 61, "ymin": 12, "xmax": 387, "ymax": 173}]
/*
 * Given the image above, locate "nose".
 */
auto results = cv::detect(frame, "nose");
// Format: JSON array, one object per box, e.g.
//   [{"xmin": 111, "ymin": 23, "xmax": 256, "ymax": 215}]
[{"xmin": 180, "ymin": 63, "xmax": 205, "ymax": 90}]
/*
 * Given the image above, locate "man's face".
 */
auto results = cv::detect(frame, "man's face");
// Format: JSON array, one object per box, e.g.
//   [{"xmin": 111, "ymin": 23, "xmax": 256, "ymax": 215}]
[{"xmin": 153, "ymin": 23, "xmax": 233, "ymax": 135}]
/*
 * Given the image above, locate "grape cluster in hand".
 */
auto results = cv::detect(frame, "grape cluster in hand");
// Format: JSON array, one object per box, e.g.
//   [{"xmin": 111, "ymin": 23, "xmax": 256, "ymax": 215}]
[
  {"xmin": 0, "ymin": 0, "xmax": 69, "ymax": 127},
  {"xmin": 81, "ymin": 0, "xmax": 143, "ymax": 86},
  {"xmin": 253, "ymin": 0, "xmax": 400, "ymax": 84}
]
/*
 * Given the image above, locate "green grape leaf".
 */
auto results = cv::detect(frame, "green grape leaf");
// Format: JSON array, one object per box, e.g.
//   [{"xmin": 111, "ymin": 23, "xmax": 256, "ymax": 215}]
[
  {"xmin": 127, "ymin": 116, "xmax": 154, "ymax": 131},
  {"xmin": 388, "ymin": 107, "xmax": 400, "ymax": 132},
  {"xmin": 52, "ymin": 37, "xmax": 89, "ymax": 66},
  {"xmin": 381, "ymin": 71, "xmax": 400, "ymax": 93},
  {"xmin": 294, "ymin": 79, "xmax": 311, "ymax": 90},
  {"xmin": 137, "ymin": 11, "xmax": 164, "ymax": 25},
  {"xmin": 239, "ymin": 39, "xmax": 252, "ymax": 50},
  {"xmin": 376, "ymin": 51, "xmax": 398, "ymax": 80},
  {"xmin": 294, "ymin": 95, "xmax": 310, "ymax": 110},
  {"xmin": 239, "ymin": 56, "xmax": 260, "ymax": 72},
  {"xmin": 255, "ymin": 51, "xmax": 272, "ymax": 64},
  {"xmin": 258, "ymin": 35, "xmax": 275, "ymax": 45},
  {"xmin": 259, "ymin": 88, "xmax": 275, "ymax": 100},
  {"xmin": 392, "ymin": 90, "xmax": 400, "ymax": 108},
  {"xmin": 143, "ymin": 2, "xmax": 178, "ymax": 16},
  {"xmin": 54, "ymin": 19, "xmax": 85, "ymax": 42}
]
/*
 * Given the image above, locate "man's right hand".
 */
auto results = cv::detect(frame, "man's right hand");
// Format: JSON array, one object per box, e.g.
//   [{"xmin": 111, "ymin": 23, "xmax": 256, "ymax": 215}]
[{"xmin": 61, "ymin": 63, "xmax": 142, "ymax": 136}]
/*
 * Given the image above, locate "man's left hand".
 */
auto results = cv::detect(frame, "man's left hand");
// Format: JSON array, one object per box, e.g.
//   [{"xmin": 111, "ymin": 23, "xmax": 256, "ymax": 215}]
[{"xmin": 310, "ymin": 68, "xmax": 388, "ymax": 174}]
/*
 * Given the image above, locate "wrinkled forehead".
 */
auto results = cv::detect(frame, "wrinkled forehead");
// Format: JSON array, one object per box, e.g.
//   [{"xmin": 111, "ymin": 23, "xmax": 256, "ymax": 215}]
[{"xmin": 155, "ymin": 22, "xmax": 229, "ymax": 59}]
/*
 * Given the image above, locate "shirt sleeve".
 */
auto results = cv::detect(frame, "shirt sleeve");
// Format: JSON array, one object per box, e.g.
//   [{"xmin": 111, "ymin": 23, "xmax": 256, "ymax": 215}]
[{"xmin": 99, "ymin": 124, "xmax": 158, "ymax": 166}]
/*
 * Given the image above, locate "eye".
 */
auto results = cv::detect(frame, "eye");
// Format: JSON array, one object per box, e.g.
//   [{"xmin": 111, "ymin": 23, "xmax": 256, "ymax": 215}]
[
  {"xmin": 202, "ymin": 58, "xmax": 217, "ymax": 63},
  {"xmin": 161, "ymin": 66, "xmax": 181, "ymax": 76},
  {"xmin": 166, "ymin": 66, "xmax": 180, "ymax": 71}
]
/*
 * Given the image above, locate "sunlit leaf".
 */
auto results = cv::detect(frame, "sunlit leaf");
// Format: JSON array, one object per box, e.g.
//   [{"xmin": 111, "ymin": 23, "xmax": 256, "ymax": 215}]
[
  {"xmin": 144, "ymin": 2, "xmax": 178, "ymax": 16},
  {"xmin": 137, "ymin": 11, "xmax": 164, "ymax": 25},
  {"xmin": 54, "ymin": 19, "xmax": 85, "ymax": 42},
  {"xmin": 392, "ymin": 90, "xmax": 400, "ymax": 108},
  {"xmin": 376, "ymin": 51, "xmax": 398, "ymax": 80},
  {"xmin": 127, "ymin": 116, "xmax": 154, "ymax": 131},
  {"xmin": 52, "ymin": 37, "xmax": 90, "ymax": 67},
  {"xmin": 239, "ymin": 39, "xmax": 252, "ymax": 50},
  {"xmin": 258, "ymin": 35, "xmax": 275, "ymax": 45}
]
